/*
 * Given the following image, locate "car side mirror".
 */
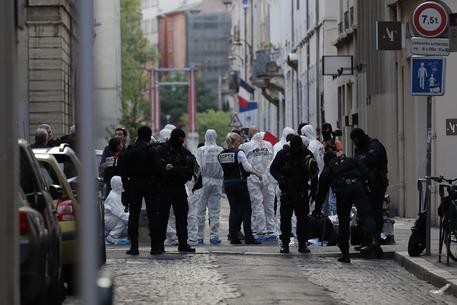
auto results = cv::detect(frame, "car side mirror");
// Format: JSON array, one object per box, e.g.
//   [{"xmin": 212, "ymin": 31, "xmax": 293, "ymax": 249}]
[{"xmin": 49, "ymin": 184, "xmax": 64, "ymax": 200}]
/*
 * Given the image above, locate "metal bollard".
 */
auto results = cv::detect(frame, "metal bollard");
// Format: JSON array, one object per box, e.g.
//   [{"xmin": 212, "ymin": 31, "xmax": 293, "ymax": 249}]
[{"xmin": 97, "ymin": 269, "xmax": 114, "ymax": 305}]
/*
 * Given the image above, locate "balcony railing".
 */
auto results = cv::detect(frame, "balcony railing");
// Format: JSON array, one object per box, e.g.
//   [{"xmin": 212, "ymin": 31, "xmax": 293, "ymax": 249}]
[{"xmin": 252, "ymin": 48, "xmax": 282, "ymax": 82}]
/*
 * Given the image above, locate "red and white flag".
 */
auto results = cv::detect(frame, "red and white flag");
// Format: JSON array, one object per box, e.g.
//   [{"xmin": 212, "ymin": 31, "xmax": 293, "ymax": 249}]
[{"xmin": 238, "ymin": 79, "xmax": 254, "ymax": 109}]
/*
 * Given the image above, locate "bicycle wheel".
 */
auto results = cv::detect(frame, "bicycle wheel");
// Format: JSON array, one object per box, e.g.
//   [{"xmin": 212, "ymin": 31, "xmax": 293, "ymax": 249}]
[{"xmin": 446, "ymin": 227, "xmax": 457, "ymax": 261}]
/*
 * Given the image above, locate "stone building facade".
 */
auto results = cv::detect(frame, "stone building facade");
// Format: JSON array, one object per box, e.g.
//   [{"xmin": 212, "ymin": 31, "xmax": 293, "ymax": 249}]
[{"xmin": 26, "ymin": 0, "xmax": 77, "ymax": 139}]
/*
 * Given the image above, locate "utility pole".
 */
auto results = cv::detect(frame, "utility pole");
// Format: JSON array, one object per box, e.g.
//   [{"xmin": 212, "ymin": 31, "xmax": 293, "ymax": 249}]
[
  {"xmin": 0, "ymin": 1, "xmax": 20, "ymax": 304},
  {"xmin": 78, "ymin": 0, "xmax": 98, "ymax": 304},
  {"xmin": 218, "ymin": 75, "xmax": 223, "ymax": 110},
  {"xmin": 244, "ymin": 6, "xmax": 248, "ymax": 80}
]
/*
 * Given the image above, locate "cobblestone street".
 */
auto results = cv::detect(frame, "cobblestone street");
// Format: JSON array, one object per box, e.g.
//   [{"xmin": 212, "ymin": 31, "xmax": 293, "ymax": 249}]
[{"xmin": 66, "ymin": 251, "xmax": 457, "ymax": 305}]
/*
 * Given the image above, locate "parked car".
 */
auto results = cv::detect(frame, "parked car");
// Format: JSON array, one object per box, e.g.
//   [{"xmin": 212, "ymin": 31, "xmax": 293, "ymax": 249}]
[
  {"xmin": 35, "ymin": 152, "xmax": 80, "ymax": 293},
  {"xmin": 18, "ymin": 188, "xmax": 48, "ymax": 305},
  {"xmin": 34, "ymin": 143, "xmax": 106, "ymax": 265},
  {"xmin": 19, "ymin": 139, "xmax": 64, "ymax": 305}
]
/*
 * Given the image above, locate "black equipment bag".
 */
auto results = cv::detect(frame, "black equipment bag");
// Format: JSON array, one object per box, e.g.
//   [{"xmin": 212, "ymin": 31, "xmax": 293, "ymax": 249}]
[
  {"xmin": 408, "ymin": 211, "xmax": 426, "ymax": 257},
  {"xmin": 307, "ymin": 215, "xmax": 338, "ymax": 245}
]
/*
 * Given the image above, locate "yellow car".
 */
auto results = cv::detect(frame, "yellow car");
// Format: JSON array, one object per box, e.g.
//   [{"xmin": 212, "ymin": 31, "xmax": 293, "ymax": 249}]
[{"xmin": 34, "ymin": 153, "xmax": 80, "ymax": 293}]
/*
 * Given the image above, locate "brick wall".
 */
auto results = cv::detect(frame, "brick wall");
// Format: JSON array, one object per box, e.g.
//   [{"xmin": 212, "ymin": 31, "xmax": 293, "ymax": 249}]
[{"xmin": 27, "ymin": 0, "xmax": 76, "ymax": 139}]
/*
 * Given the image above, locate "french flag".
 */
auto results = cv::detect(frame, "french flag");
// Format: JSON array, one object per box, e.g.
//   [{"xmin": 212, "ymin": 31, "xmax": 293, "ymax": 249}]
[{"xmin": 238, "ymin": 79, "xmax": 254, "ymax": 110}]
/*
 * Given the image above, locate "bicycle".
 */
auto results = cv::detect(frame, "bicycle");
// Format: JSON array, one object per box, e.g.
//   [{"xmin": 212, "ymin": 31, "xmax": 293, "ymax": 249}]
[{"xmin": 426, "ymin": 176, "xmax": 457, "ymax": 265}]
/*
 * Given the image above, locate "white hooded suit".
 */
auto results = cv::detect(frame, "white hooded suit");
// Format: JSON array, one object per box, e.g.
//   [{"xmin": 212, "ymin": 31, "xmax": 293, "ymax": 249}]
[
  {"xmin": 241, "ymin": 132, "xmax": 276, "ymax": 238},
  {"xmin": 104, "ymin": 176, "xmax": 129, "ymax": 239},
  {"xmin": 194, "ymin": 130, "xmax": 224, "ymax": 241},
  {"xmin": 301, "ymin": 125, "xmax": 325, "ymax": 175}
]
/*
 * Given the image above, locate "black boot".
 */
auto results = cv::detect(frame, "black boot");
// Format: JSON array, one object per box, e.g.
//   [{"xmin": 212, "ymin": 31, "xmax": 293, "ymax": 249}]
[
  {"xmin": 150, "ymin": 245, "xmax": 162, "ymax": 255},
  {"xmin": 354, "ymin": 244, "xmax": 366, "ymax": 251},
  {"xmin": 280, "ymin": 245, "xmax": 289, "ymax": 253},
  {"xmin": 245, "ymin": 238, "xmax": 261, "ymax": 245},
  {"xmin": 337, "ymin": 255, "xmax": 351, "ymax": 263},
  {"xmin": 298, "ymin": 244, "xmax": 310, "ymax": 253},
  {"xmin": 360, "ymin": 239, "xmax": 383, "ymax": 258},
  {"xmin": 337, "ymin": 243, "xmax": 350, "ymax": 262},
  {"xmin": 178, "ymin": 243, "xmax": 196, "ymax": 253},
  {"xmin": 127, "ymin": 240, "xmax": 139, "ymax": 256}
]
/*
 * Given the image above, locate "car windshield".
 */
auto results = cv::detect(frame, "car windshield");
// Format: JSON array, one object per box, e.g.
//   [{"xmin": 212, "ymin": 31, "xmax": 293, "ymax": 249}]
[{"xmin": 52, "ymin": 154, "xmax": 79, "ymax": 180}]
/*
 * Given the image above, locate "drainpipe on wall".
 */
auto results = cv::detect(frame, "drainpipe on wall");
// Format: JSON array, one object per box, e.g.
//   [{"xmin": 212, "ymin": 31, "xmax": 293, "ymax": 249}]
[
  {"xmin": 396, "ymin": 2, "xmax": 406, "ymax": 217},
  {"xmin": 315, "ymin": 0, "xmax": 320, "ymax": 127}
]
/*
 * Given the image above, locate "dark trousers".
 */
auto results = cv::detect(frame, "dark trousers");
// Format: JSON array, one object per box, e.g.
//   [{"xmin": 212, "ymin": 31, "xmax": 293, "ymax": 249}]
[
  {"xmin": 224, "ymin": 181, "xmax": 254, "ymax": 240},
  {"xmin": 335, "ymin": 182, "xmax": 376, "ymax": 254},
  {"xmin": 370, "ymin": 184, "xmax": 387, "ymax": 238},
  {"xmin": 159, "ymin": 185, "xmax": 189, "ymax": 245},
  {"xmin": 279, "ymin": 197, "xmax": 309, "ymax": 246},
  {"xmin": 127, "ymin": 180, "xmax": 161, "ymax": 248}
]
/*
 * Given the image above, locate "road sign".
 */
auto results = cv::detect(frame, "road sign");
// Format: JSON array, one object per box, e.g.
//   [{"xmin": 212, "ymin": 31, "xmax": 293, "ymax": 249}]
[
  {"xmin": 376, "ymin": 21, "xmax": 403, "ymax": 50},
  {"xmin": 412, "ymin": 1, "xmax": 449, "ymax": 38},
  {"xmin": 411, "ymin": 37, "xmax": 450, "ymax": 55},
  {"xmin": 411, "ymin": 56, "xmax": 446, "ymax": 96},
  {"xmin": 228, "ymin": 113, "xmax": 243, "ymax": 128}
]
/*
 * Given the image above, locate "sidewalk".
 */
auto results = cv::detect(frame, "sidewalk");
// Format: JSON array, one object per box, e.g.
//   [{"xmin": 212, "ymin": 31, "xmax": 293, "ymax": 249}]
[{"xmin": 391, "ymin": 218, "xmax": 457, "ymax": 298}]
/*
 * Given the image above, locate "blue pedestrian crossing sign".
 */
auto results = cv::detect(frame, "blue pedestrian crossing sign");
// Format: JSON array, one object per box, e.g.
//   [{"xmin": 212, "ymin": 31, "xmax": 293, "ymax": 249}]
[{"xmin": 411, "ymin": 56, "xmax": 446, "ymax": 96}]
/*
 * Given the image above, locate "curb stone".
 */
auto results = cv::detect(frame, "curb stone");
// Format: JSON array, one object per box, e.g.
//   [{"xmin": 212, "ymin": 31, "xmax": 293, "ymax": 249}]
[{"xmin": 394, "ymin": 251, "xmax": 457, "ymax": 298}]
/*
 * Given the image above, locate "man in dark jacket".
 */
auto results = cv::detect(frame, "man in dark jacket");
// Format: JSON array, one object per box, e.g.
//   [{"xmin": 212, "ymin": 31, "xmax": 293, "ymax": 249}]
[
  {"xmin": 120, "ymin": 126, "xmax": 163, "ymax": 255},
  {"xmin": 157, "ymin": 128, "xmax": 197, "ymax": 253},
  {"xmin": 314, "ymin": 154, "xmax": 381, "ymax": 263},
  {"xmin": 350, "ymin": 128, "xmax": 388, "ymax": 243},
  {"xmin": 270, "ymin": 135, "xmax": 318, "ymax": 254}
]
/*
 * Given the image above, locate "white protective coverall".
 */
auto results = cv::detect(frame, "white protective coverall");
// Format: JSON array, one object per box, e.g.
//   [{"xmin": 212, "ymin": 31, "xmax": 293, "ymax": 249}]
[
  {"xmin": 273, "ymin": 127, "xmax": 295, "ymax": 157},
  {"xmin": 301, "ymin": 125, "xmax": 325, "ymax": 175},
  {"xmin": 195, "ymin": 129, "xmax": 224, "ymax": 242},
  {"xmin": 241, "ymin": 132, "xmax": 276, "ymax": 238},
  {"xmin": 185, "ymin": 175, "xmax": 202, "ymax": 244},
  {"xmin": 104, "ymin": 176, "xmax": 129, "ymax": 239},
  {"xmin": 159, "ymin": 129, "xmax": 171, "ymax": 143}
]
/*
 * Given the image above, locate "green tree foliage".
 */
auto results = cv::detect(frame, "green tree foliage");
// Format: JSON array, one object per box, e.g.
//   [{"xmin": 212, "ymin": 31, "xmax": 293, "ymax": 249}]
[
  {"xmin": 181, "ymin": 110, "xmax": 231, "ymax": 145},
  {"xmin": 120, "ymin": 0, "xmax": 157, "ymax": 139},
  {"xmin": 160, "ymin": 74, "xmax": 216, "ymax": 127}
]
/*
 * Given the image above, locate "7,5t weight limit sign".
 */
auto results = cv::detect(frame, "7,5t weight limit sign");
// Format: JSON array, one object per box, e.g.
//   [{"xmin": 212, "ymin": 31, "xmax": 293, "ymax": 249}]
[{"xmin": 413, "ymin": 1, "xmax": 449, "ymax": 38}]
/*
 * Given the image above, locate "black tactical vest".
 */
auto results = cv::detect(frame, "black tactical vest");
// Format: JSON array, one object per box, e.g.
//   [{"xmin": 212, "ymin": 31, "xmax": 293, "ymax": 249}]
[{"xmin": 218, "ymin": 148, "xmax": 248, "ymax": 181}]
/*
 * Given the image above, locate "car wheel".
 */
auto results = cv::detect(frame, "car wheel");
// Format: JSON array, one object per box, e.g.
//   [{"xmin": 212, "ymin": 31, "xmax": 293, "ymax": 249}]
[
  {"xmin": 33, "ymin": 252, "xmax": 48, "ymax": 305},
  {"xmin": 64, "ymin": 264, "xmax": 79, "ymax": 295},
  {"xmin": 48, "ymin": 247, "xmax": 65, "ymax": 305}
]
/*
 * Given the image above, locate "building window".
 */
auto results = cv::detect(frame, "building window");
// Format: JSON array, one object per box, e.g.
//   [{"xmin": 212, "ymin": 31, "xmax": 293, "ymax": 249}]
[
  {"xmin": 344, "ymin": 11, "xmax": 349, "ymax": 29},
  {"xmin": 350, "ymin": 6, "xmax": 354, "ymax": 25},
  {"xmin": 296, "ymin": 0, "xmax": 300, "ymax": 10}
]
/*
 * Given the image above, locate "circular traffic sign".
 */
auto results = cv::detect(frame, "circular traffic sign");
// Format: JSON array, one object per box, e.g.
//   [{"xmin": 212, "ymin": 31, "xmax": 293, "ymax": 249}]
[{"xmin": 413, "ymin": 1, "xmax": 449, "ymax": 38}]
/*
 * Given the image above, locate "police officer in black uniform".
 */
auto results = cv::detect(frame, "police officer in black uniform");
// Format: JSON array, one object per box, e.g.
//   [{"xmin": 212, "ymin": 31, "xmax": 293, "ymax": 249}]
[
  {"xmin": 120, "ymin": 126, "xmax": 163, "ymax": 255},
  {"xmin": 270, "ymin": 135, "xmax": 318, "ymax": 254},
  {"xmin": 314, "ymin": 153, "xmax": 381, "ymax": 263},
  {"xmin": 218, "ymin": 132, "xmax": 262, "ymax": 245},
  {"xmin": 157, "ymin": 128, "xmax": 197, "ymax": 253},
  {"xmin": 350, "ymin": 128, "xmax": 388, "ymax": 243}
]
